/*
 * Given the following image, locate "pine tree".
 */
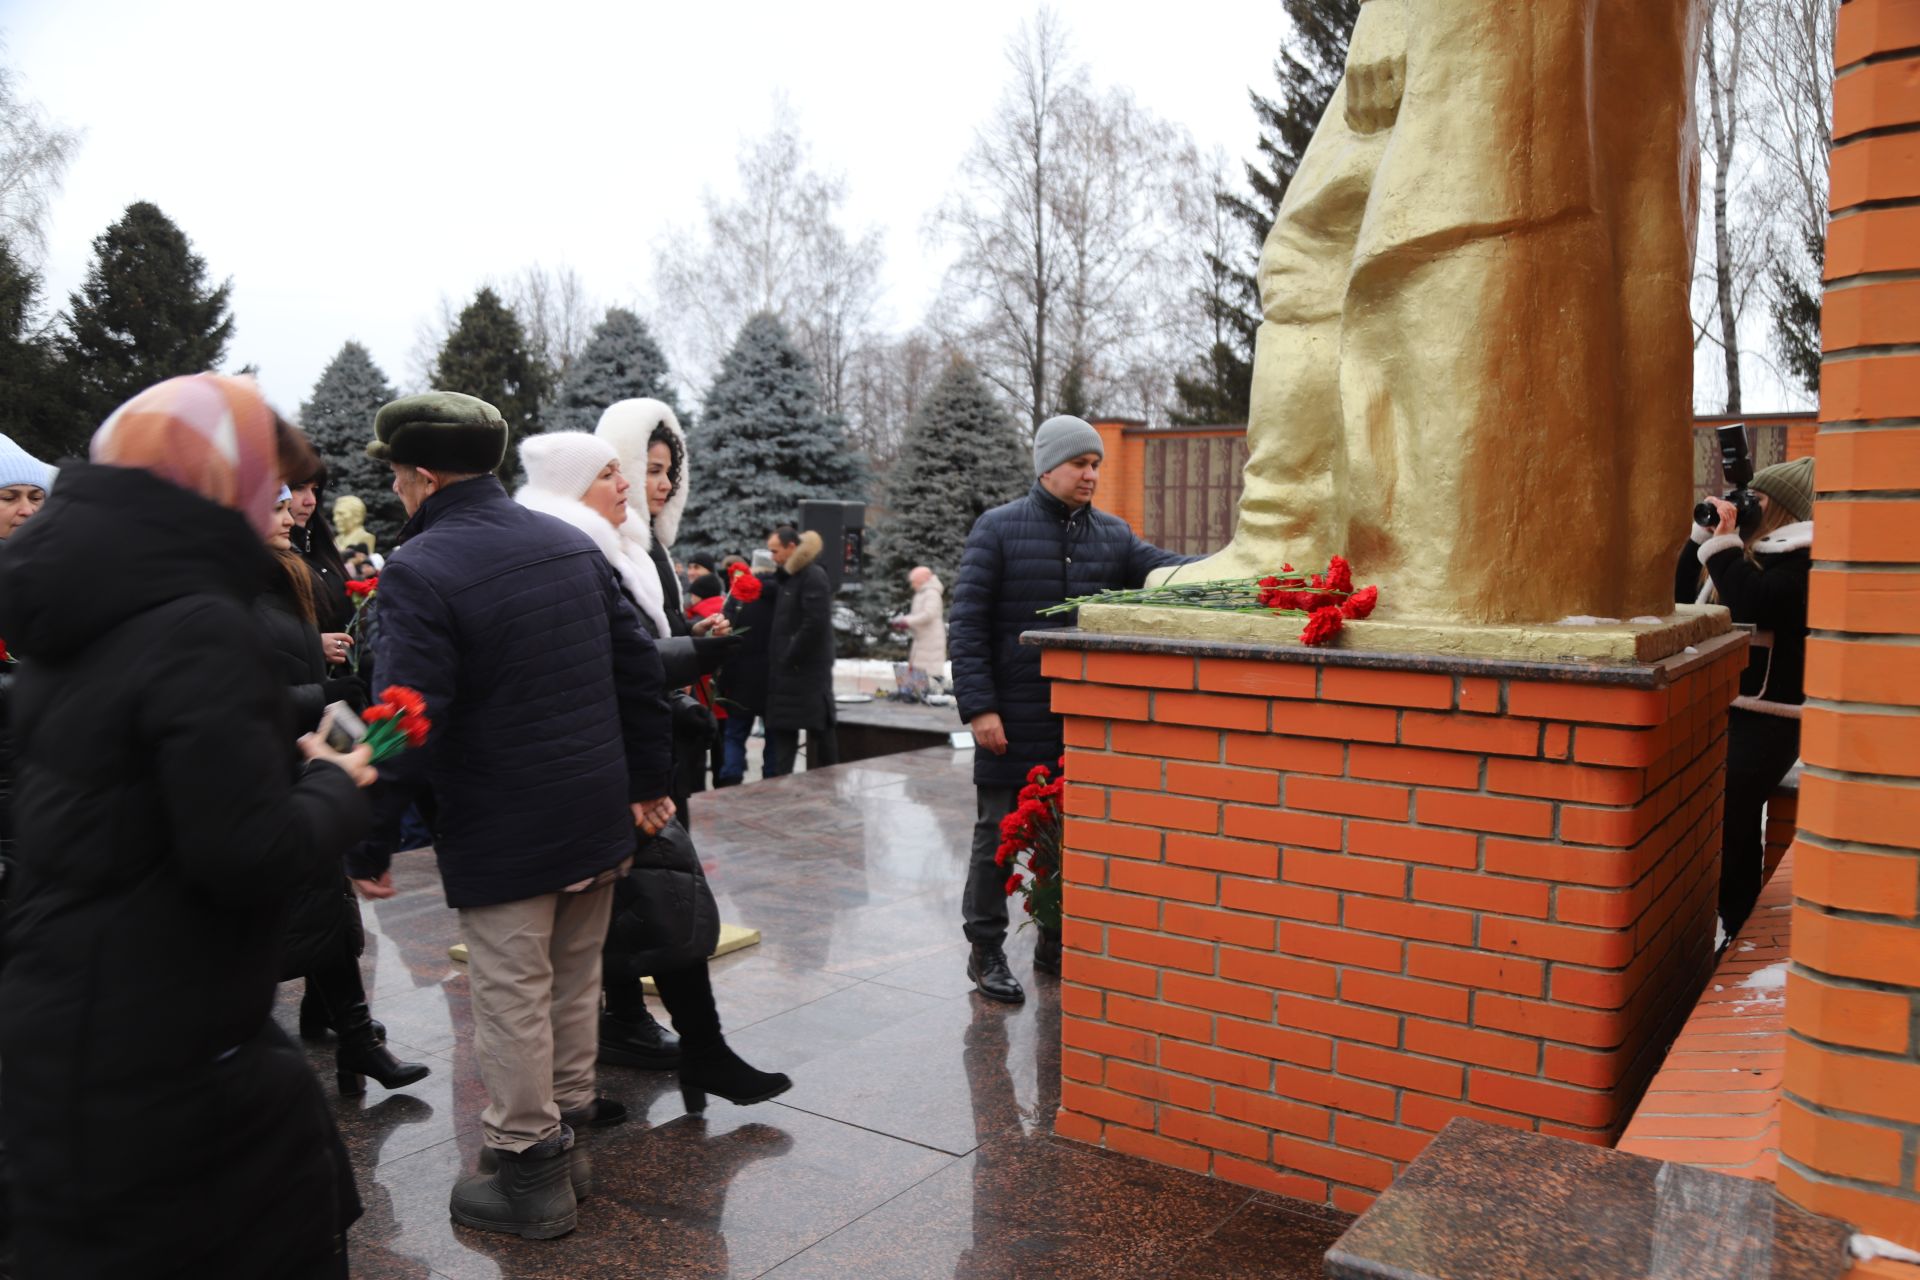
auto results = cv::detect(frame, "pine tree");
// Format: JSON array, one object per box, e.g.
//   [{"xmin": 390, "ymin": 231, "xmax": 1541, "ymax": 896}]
[
  {"xmin": 432, "ymin": 286, "xmax": 549, "ymax": 478},
  {"xmin": 546, "ymin": 307, "xmax": 682, "ymax": 434},
  {"xmin": 872, "ymin": 360, "xmax": 1031, "ymax": 607},
  {"xmin": 0, "ymin": 237, "xmax": 78, "ymax": 459},
  {"xmin": 58, "ymin": 201, "xmax": 234, "ymax": 426},
  {"xmin": 1173, "ymin": 1, "xmax": 1359, "ymax": 423},
  {"xmin": 1770, "ymin": 232, "xmax": 1822, "ymax": 400},
  {"xmin": 680, "ymin": 313, "xmax": 866, "ymax": 556},
  {"xmin": 301, "ymin": 341, "xmax": 403, "ymax": 542}
]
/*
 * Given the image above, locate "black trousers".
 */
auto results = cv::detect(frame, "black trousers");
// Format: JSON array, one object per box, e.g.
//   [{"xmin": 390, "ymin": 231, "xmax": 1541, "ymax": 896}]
[
  {"xmin": 1720, "ymin": 708, "xmax": 1802, "ymax": 938},
  {"xmin": 764, "ymin": 717, "xmax": 840, "ymax": 777},
  {"xmin": 962, "ymin": 786, "xmax": 1021, "ymax": 948}
]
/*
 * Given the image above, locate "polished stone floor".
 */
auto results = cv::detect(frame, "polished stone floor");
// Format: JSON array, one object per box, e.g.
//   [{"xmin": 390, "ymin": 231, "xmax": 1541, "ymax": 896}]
[{"xmin": 277, "ymin": 747, "xmax": 1350, "ymax": 1279}]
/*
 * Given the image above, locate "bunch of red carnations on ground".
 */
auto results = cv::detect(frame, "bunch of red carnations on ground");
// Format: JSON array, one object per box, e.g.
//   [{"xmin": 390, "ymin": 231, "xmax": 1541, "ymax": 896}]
[
  {"xmin": 359, "ymin": 685, "xmax": 431, "ymax": 762},
  {"xmin": 996, "ymin": 759, "xmax": 1065, "ymax": 931},
  {"xmin": 1041, "ymin": 554, "xmax": 1379, "ymax": 646}
]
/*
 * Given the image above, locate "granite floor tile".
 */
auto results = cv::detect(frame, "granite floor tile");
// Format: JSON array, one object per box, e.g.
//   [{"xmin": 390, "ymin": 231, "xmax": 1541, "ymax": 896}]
[
  {"xmin": 351, "ymin": 1104, "xmax": 954, "ymax": 1280},
  {"xmin": 723, "ymin": 977, "xmax": 956, "ymax": 1071},
  {"xmin": 1164, "ymin": 1199, "xmax": 1353, "ymax": 1279},
  {"xmin": 776, "ymin": 985, "xmax": 1060, "ymax": 1154},
  {"xmin": 758, "ymin": 1126, "xmax": 1254, "ymax": 1280}
]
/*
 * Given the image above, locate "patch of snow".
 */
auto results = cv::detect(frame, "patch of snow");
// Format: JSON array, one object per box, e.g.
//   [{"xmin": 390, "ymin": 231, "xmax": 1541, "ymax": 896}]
[
  {"xmin": 1713, "ymin": 985, "xmax": 1725, "ymax": 992},
  {"xmin": 1737, "ymin": 941, "xmax": 1755, "ymax": 952},
  {"xmin": 1629, "ymin": 616, "xmax": 1664, "ymax": 624},
  {"xmin": 1683, "ymin": 646, "xmax": 1700, "ymax": 654},
  {"xmin": 1732, "ymin": 1006, "xmax": 1746, "ymax": 1013},
  {"xmin": 1557, "ymin": 615, "xmax": 1622, "ymax": 626},
  {"xmin": 1715, "ymin": 918, "xmax": 1728, "ymax": 950},
  {"xmin": 1854, "ymin": 1235, "xmax": 1920, "ymax": 1265},
  {"xmin": 1740, "ymin": 962, "xmax": 1788, "ymax": 994}
]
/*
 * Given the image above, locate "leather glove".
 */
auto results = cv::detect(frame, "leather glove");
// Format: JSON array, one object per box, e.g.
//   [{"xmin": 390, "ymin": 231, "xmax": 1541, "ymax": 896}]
[{"xmin": 669, "ymin": 690, "xmax": 718, "ymax": 748}]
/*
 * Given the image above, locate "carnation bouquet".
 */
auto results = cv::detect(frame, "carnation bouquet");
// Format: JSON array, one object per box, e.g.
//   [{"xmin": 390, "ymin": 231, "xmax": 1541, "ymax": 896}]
[
  {"xmin": 997, "ymin": 759, "xmax": 1065, "ymax": 931},
  {"xmin": 1040, "ymin": 554, "xmax": 1379, "ymax": 647},
  {"xmin": 359, "ymin": 685, "xmax": 432, "ymax": 762}
]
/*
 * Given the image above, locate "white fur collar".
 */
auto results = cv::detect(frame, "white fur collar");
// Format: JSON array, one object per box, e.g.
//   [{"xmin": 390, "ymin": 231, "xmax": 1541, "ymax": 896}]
[
  {"xmin": 514, "ymin": 486, "xmax": 671, "ymax": 638},
  {"xmin": 1754, "ymin": 520, "xmax": 1813, "ymax": 555}
]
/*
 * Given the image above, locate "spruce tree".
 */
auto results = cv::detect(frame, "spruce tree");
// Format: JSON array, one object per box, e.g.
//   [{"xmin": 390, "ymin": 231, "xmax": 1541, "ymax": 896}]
[
  {"xmin": 302, "ymin": 341, "xmax": 403, "ymax": 542},
  {"xmin": 0, "ymin": 237, "xmax": 78, "ymax": 459},
  {"xmin": 873, "ymin": 359, "xmax": 1031, "ymax": 607},
  {"xmin": 432, "ymin": 286, "xmax": 549, "ymax": 478},
  {"xmin": 680, "ymin": 313, "xmax": 866, "ymax": 555},
  {"xmin": 58, "ymin": 201, "xmax": 235, "ymax": 426},
  {"xmin": 1173, "ymin": 0, "xmax": 1359, "ymax": 423},
  {"xmin": 546, "ymin": 307, "xmax": 682, "ymax": 433},
  {"xmin": 1770, "ymin": 233, "xmax": 1822, "ymax": 400}
]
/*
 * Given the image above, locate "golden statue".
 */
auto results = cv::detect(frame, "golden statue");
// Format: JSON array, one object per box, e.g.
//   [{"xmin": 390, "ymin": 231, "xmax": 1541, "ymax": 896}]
[
  {"xmin": 332, "ymin": 494, "xmax": 377, "ymax": 555},
  {"xmin": 1163, "ymin": 0, "xmax": 1705, "ymax": 626}
]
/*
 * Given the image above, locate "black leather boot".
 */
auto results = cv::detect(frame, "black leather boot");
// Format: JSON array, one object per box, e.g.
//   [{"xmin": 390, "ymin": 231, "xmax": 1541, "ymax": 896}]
[
  {"xmin": 301, "ymin": 976, "xmax": 385, "ymax": 1043},
  {"xmin": 452, "ymin": 1126, "xmax": 578, "ymax": 1239},
  {"xmin": 480, "ymin": 1124, "xmax": 594, "ymax": 1202},
  {"xmin": 326, "ymin": 978, "xmax": 430, "ymax": 1096},
  {"xmin": 599, "ymin": 986, "xmax": 681, "ymax": 1069},
  {"xmin": 678, "ymin": 1041, "xmax": 792, "ymax": 1113},
  {"xmin": 1034, "ymin": 929, "xmax": 1063, "ymax": 977},
  {"xmin": 968, "ymin": 943, "xmax": 1026, "ymax": 1003}
]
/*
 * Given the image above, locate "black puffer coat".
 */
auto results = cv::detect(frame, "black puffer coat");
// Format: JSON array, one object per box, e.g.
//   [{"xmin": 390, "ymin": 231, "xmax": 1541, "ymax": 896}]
[
  {"xmin": 766, "ymin": 533, "xmax": 837, "ymax": 732},
  {"xmin": 1674, "ymin": 519, "xmax": 1813, "ymax": 714},
  {"xmin": 605, "ymin": 820, "xmax": 720, "ymax": 979},
  {"xmin": 950, "ymin": 483, "xmax": 1189, "ymax": 787},
  {"xmin": 255, "ymin": 577, "xmax": 369, "ymax": 981},
  {"xmin": 718, "ymin": 574, "xmax": 779, "ymax": 714},
  {"xmin": 348, "ymin": 477, "xmax": 674, "ymax": 909},
  {"xmin": 0, "ymin": 464, "xmax": 371, "ymax": 1279}
]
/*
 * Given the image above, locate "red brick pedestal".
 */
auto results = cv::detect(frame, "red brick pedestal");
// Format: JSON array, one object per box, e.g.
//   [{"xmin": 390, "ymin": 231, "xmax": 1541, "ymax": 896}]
[{"xmin": 1036, "ymin": 631, "xmax": 1748, "ymax": 1213}]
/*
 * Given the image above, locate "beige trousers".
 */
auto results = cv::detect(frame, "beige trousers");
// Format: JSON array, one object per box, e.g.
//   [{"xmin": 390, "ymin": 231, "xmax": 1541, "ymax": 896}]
[{"xmin": 458, "ymin": 883, "xmax": 614, "ymax": 1152}]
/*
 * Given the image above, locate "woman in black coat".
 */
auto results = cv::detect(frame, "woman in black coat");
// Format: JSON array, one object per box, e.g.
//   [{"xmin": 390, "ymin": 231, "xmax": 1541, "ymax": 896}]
[
  {"xmin": 1675, "ymin": 455, "xmax": 1814, "ymax": 939},
  {"xmin": 763, "ymin": 528, "xmax": 838, "ymax": 777},
  {"xmin": 259, "ymin": 487, "xmax": 430, "ymax": 1097},
  {"xmin": 0, "ymin": 375, "xmax": 378, "ymax": 1280}
]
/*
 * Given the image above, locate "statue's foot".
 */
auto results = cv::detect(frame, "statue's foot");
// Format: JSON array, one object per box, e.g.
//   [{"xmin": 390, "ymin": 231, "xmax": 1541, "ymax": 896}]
[{"xmin": 1148, "ymin": 540, "xmax": 1296, "ymax": 587}]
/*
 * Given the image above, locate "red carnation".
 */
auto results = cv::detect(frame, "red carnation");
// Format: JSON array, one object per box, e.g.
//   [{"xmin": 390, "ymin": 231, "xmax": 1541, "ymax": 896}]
[
  {"xmin": 729, "ymin": 574, "xmax": 764, "ymax": 603},
  {"xmin": 361, "ymin": 704, "xmax": 396, "ymax": 724},
  {"xmin": 1004, "ymin": 872, "xmax": 1025, "ymax": 895},
  {"xmin": 1299, "ymin": 607, "xmax": 1345, "ymax": 647},
  {"xmin": 1340, "ymin": 585, "xmax": 1380, "ymax": 620},
  {"xmin": 1325, "ymin": 555, "xmax": 1354, "ymax": 594},
  {"xmin": 344, "ymin": 578, "xmax": 379, "ymax": 598},
  {"xmin": 402, "ymin": 715, "xmax": 432, "ymax": 747},
  {"xmin": 1027, "ymin": 764, "xmax": 1050, "ymax": 784},
  {"xmin": 381, "ymin": 685, "xmax": 427, "ymax": 718}
]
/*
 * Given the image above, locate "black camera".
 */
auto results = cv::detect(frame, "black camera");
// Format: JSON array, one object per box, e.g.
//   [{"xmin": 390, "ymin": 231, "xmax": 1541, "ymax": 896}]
[{"xmin": 1694, "ymin": 422, "xmax": 1764, "ymax": 535}]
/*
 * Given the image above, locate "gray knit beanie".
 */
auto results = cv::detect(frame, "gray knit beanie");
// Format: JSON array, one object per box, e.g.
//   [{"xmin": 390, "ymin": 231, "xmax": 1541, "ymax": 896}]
[{"xmin": 1033, "ymin": 415, "xmax": 1104, "ymax": 477}]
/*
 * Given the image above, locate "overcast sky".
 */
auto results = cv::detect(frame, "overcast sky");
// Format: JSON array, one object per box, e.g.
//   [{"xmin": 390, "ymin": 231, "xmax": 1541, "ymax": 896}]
[{"xmin": 8, "ymin": 0, "xmax": 1296, "ymax": 413}]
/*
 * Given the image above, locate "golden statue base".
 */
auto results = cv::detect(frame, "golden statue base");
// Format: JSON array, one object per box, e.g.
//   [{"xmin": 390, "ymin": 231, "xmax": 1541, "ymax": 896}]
[{"xmin": 1074, "ymin": 603, "xmax": 1731, "ymax": 666}]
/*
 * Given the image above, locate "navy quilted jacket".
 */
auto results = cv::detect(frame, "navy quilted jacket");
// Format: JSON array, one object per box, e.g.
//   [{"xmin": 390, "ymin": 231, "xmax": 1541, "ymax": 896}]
[
  {"xmin": 949, "ymin": 483, "xmax": 1188, "ymax": 787},
  {"xmin": 354, "ymin": 477, "xmax": 673, "ymax": 909}
]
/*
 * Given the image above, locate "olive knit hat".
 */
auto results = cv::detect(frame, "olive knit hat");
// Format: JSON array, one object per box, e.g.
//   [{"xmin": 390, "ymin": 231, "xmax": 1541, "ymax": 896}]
[{"xmin": 1750, "ymin": 455, "xmax": 1815, "ymax": 523}]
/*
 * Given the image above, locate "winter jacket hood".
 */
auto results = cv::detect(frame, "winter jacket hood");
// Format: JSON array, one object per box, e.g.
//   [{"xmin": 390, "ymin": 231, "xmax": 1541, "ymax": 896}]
[
  {"xmin": 785, "ymin": 529, "xmax": 823, "ymax": 576},
  {"xmin": 596, "ymin": 397, "xmax": 689, "ymax": 550},
  {"xmin": 515, "ymin": 484, "xmax": 673, "ymax": 638},
  {"xmin": 0, "ymin": 464, "xmax": 276, "ymax": 659}
]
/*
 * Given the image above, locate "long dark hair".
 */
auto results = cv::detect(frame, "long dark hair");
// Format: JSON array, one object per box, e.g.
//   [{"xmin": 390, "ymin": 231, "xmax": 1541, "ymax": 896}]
[
  {"xmin": 288, "ymin": 448, "xmax": 351, "ymax": 585},
  {"xmin": 273, "ymin": 548, "xmax": 318, "ymax": 624},
  {"xmin": 649, "ymin": 422, "xmax": 684, "ymax": 498}
]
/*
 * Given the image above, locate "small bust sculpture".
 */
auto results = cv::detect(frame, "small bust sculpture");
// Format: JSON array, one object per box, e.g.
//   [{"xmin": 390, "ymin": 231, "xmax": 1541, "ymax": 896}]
[{"xmin": 333, "ymin": 494, "xmax": 376, "ymax": 554}]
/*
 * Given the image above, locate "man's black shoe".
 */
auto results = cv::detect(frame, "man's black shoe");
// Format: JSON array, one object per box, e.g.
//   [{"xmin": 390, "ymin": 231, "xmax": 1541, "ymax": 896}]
[{"xmin": 968, "ymin": 944, "xmax": 1025, "ymax": 1004}]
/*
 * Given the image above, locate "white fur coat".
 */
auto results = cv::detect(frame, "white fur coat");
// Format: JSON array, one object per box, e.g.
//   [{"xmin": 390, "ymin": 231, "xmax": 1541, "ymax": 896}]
[{"xmin": 514, "ymin": 486, "xmax": 671, "ymax": 638}]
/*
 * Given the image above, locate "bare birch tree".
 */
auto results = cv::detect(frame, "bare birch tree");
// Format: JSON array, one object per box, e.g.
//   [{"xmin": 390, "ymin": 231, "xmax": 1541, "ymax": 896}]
[
  {"xmin": 506, "ymin": 264, "xmax": 595, "ymax": 390},
  {"xmin": 1699, "ymin": 0, "xmax": 1754, "ymax": 414},
  {"xmin": 0, "ymin": 51, "xmax": 81, "ymax": 262}
]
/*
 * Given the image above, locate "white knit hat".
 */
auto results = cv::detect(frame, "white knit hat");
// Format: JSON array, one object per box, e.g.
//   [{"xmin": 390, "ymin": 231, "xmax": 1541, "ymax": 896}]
[{"xmin": 518, "ymin": 431, "xmax": 619, "ymax": 500}]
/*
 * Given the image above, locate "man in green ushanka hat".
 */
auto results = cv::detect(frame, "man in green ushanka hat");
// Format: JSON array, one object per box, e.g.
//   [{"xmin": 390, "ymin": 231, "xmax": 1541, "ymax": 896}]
[{"xmin": 347, "ymin": 390, "xmax": 676, "ymax": 1239}]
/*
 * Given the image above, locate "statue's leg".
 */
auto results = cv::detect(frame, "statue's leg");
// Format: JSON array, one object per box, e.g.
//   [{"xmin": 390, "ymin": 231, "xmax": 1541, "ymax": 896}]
[{"xmin": 1155, "ymin": 91, "xmax": 1388, "ymax": 584}]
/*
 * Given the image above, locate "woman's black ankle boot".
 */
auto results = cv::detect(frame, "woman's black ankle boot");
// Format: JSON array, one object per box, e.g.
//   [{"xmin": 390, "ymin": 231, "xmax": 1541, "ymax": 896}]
[
  {"xmin": 677, "ymin": 1040, "xmax": 791, "ymax": 1113},
  {"xmin": 315, "ymin": 965, "xmax": 430, "ymax": 1095}
]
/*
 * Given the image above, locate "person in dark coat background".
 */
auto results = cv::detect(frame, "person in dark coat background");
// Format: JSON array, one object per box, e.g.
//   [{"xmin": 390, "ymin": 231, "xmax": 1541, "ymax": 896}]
[
  {"xmin": 287, "ymin": 453, "xmax": 358, "ymax": 673},
  {"xmin": 256, "ymin": 485, "xmax": 430, "ymax": 1099},
  {"xmin": 949, "ymin": 415, "xmax": 1189, "ymax": 1003},
  {"xmin": 1675, "ymin": 454, "xmax": 1814, "ymax": 940},
  {"xmin": 716, "ymin": 557, "xmax": 779, "ymax": 786},
  {"xmin": 762, "ymin": 526, "xmax": 837, "ymax": 777},
  {"xmin": 0, "ymin": 374, "xmax": 376, "ymax": 1280},
  {"xmin": 346, "ymin": 392, "xmax": 675, "ymax": 1241}
]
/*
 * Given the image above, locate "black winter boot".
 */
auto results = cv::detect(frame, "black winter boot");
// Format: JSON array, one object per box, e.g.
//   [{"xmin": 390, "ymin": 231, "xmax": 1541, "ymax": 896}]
[
  {"xmin": 452, "ymin": 1127, "xmax": 578, "ymax": 1239},
  {"xmin": 968, "ymin": 943, "xmax": 1025, "ymax": 1004},
  {"xmin": 678, "ymin": 1042, "xmax": 792, "ymax": 1113},
  {"xmin": 300, "ymin": 980, "xmax": 385, "ymax": 1043},
  {"xmin": 480, "ymin": 1125, "xmax": 594, "ymax": 1202},
  {"xmin": 320, "ymin": 969, "xmax": 430, "ymax": 1096},
  {"xmin": 599, "ymin": 978, "xmax": 681, "ymax": 1069}
]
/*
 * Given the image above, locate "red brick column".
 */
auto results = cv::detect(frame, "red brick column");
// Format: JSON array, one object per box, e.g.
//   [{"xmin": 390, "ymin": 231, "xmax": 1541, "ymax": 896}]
[
  {"xmin": 1776, "ymin": 0, "xmax": 1920, "ymax": 1245},
  {"xmin": 1041, "ymin": 637, "xmax": 1747, "ymax": 1213}
]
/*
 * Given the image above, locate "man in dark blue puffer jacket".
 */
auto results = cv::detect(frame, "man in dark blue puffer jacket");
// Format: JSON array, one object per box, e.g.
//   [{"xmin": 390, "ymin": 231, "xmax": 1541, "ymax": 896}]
[
  {"xmin": 949, "ymin": 415, "xmax": 1189, "ymax": 1003},
  {"xmin": 346, "ymin": 392, "xmax": 674, "ymax": 1240}
]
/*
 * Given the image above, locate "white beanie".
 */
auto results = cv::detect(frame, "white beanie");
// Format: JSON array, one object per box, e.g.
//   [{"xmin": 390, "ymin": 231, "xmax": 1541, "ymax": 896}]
[{"xmin": 518, "ymin": 431, "xmax": 618, "ymax": 500}]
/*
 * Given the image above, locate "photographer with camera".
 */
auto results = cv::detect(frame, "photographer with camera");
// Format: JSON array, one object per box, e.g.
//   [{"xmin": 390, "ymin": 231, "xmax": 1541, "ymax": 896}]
[{"xmin": 1675, "ymin": 435, "xmax": 1814, "ymax": 940}]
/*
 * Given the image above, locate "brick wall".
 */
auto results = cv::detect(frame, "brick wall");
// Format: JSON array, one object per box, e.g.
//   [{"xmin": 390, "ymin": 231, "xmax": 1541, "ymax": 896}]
[
  {"xmin": 1776, "ymin": 0, "xmax": 1920, "ymax": 1246},
  {"xmin": 1041, "ymin": 639, "xmax": 1747, "ymax": 1212}
]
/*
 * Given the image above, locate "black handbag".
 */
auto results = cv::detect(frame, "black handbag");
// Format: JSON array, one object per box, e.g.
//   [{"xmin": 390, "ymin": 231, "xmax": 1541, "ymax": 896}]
[{"xmin": 605, "ymin": 818, "xmax": 721, "ymax": 979}]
